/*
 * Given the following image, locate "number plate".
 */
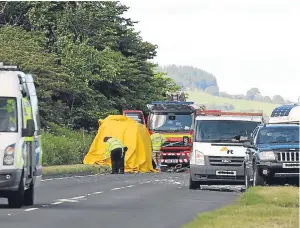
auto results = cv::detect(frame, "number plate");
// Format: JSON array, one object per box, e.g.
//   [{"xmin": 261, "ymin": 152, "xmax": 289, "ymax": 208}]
[
  {"xmin": 283, "ymin": 163, "xmax": 299, "ymax": 168},
  {"xmin": 164, "ymin": 159, "xmax": 178, "ymax": 163},
  {"xmin": 216, "ymin": 170, "xmax": 236, "ymax": 176}
]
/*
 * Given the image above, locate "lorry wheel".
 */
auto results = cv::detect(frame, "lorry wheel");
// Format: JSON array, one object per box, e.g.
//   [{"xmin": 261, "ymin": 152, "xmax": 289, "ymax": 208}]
[
  {"xmin": 189, "ymin": 176, "xmax": 200, "ymax": 190},
  {"xmin": 253, "ymin": 166, "xmax": 265, "ymax": 186},
  {"xmin": 8, "ymin": 175, "xmax": 25, "ymax": 208},
  {"xmin": 23, "ymin": 182, "xmax": 34, "ymax": 206}
]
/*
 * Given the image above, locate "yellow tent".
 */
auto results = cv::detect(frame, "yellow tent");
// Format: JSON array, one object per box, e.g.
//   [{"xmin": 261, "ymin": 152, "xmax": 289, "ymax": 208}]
[{"xmin": 83, "ymin": 115, "xmax": 157, "ymax": 173}]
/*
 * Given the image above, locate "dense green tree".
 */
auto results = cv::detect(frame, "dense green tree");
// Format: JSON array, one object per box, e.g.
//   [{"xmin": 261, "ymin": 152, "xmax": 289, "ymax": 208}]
[{"xmin": 0, "ymin": 1, "xmax": 178, "ymax": 131}]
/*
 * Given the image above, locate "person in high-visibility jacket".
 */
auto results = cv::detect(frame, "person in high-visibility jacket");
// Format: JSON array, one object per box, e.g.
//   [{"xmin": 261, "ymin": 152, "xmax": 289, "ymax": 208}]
[
  {"xmin": 103, "ymin": 137, "xmax": 128, "ymax": 174},
  {"xmin": 150, "ymin": 133, "xmax": 166, "ymax": 169}
]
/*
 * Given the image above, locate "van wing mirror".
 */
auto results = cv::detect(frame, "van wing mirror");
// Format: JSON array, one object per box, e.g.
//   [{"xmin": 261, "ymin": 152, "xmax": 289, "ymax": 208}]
[
  {"xmin": 22, "ymin": 119, "xmax": 35, "ymax": 137},
  {"xmin": 243, "ymin": 141, "xmax": 254, "ymax": 149}
]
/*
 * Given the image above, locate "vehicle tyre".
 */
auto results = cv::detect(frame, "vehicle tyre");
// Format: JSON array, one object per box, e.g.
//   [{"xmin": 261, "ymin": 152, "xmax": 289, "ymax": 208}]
[
  {"xmin": 189, "ymin": 175, "xmax": 200, "ymax": 190},
  {"xmin": 160, "ymin": 166, "xmax": 168, "ymax": 172},
  {"xmin": 8, "ymin": 174, "xmax": 25, "ymax": 208},
  {"xmin": 23, "ymin": 182, "xmax": 34, "ymax": 206},
  {"xmin": 253, "ymin": 165, "xmax": 265, "ymax": 186}
]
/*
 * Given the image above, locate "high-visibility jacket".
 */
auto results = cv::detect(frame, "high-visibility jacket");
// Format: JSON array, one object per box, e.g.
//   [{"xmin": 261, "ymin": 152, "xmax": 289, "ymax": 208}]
[
  {"xmin": 104, "ymin": 138, "xmax": 126, "ymax": 159},
  {"xmin": 22, "ymin": 97, "xmax": 34, "ymax": 142},
  {"xmin": 150, "ymin": 133, "xmax": 166, "ymax": 151}
]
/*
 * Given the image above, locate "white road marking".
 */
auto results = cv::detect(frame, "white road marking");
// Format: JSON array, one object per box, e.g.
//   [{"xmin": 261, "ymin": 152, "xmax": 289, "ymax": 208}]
[
  {"xmin": 24, "ymin": 208, "xmax": 39, "ymax": 212},
  {"xmin": 70, "ymin": 196, "xmax": 86, "ymax": 200},
  {"xmin": 8, "ymin": 214, "xmax": 11, "ymax": 216},
  {"xmin": 111, "ymin": 187, "xmax": 121, "ymax": 191},
  {"xmin": 126, "ymin": 185, "xmax": 135, "ymax": 188},
  {"xmin": 51, "ymin": 201, "xmax": 63, "ymax": 205},
  {"xmin": 58, "ymin": 199, "xmax": 79, "ymax": 203},
  {"xmin": 41, "ymin": 174, "xmax": 101, "ymax": 182},
  {"xmin": 92, "ymin": 191, "xmax": 103, "ymax": 195}
]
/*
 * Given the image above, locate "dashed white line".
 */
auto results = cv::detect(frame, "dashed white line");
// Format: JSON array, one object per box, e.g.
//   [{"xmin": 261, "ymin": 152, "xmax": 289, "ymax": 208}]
[
  {"xmin": 51, "ymin": 201, "xmax": 63, "ymax": 205},
  {"xmin": 24, "ymin": 208, "xmax": 39, "ymax": 212},
  {"xmin": 92, "ymin": 191, "xmax": 103, "ymax": 195},
  {"xmin": 57, "ymin": 199, "xmax": 79, "ymax": 203},
  {"xmin": 70, "ymin": 196, "xmax": 86, "ymax": 200},
  {"xmin": 111, "ymin": 187, "xmax": 121, "ymax": 191},
  {"xmin": 126, "ymin": 185, "xmax": 135, "ymax": 188}
]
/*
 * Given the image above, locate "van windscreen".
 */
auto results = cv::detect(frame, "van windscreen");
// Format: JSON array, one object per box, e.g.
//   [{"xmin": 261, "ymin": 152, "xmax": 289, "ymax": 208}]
[
  {"xmin": 195, "ymin": 120, "xmax": 259, "ymax": 142},
  {"xmin": 0, "ymin": 97, "xmax": 18, "ymax": 132}
]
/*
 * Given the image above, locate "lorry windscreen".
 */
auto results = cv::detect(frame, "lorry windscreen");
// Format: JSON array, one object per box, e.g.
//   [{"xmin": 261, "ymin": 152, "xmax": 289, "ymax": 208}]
[
  {"xmin": 195, "ymin": 120, "xmax": 259, "ymax": 142},
  {"xmin": 0, "ymin": 97, "xmax": 18, "ymax": 132},
  {"xmin": 257, "ymin": 126, "xmax": 299, "ymax": 144},
  {"xmin": 149, "ymin": 112, "xmax": 193, "ymax": 132}
]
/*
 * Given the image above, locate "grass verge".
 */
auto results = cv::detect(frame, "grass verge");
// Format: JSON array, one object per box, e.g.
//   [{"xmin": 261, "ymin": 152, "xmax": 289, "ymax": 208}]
[
  {"xmin": 42, "ymin": 164, "xmax": 111, "ymax": 176},
  {"xmin": 182, "ymin": 186, "xmax": 299, "ymax": 228}
]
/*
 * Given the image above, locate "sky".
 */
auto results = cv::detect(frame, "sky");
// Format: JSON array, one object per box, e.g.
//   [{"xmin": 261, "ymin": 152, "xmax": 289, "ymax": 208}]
[{"xmin": 121, "ymin": 0, "xmax": 300, "ymax": 102}]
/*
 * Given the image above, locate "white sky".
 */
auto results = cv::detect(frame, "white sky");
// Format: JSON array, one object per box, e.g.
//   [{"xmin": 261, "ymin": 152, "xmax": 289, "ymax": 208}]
[{"xmin": 121, "ymin": 0, "xmax": 300, "ymax": 102}]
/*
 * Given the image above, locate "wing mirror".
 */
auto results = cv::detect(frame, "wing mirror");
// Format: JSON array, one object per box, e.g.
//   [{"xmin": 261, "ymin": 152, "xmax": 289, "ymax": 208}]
[
  {"xmin": 22, "ymin": 119, "xmax": 35, "ymax": 137},
  {"xmin": 243, "ymin": 141, "xmax": 255, "ymax": 149}
]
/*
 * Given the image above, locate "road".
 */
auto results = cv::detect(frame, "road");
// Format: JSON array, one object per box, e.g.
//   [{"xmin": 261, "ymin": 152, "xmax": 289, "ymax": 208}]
[{"xmin": 0, "ymin": 173, "xmax": 242, "ymax": 228}]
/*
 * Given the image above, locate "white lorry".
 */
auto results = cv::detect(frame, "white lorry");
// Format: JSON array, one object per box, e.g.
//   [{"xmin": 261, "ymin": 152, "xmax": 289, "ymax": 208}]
[
  {"xmin": 0, "ymin": 63, "xmax": 42, "ymax": 208},
  {"xmin": 189, "ymin": 110, "xmax": 264, "ymax": 189}
]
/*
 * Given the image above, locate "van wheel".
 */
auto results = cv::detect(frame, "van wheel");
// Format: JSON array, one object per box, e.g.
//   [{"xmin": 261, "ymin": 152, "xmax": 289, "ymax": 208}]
[
  {"xmin": 23, "ymin": 182, "xmax": 34, "ymax": 206},
  {"xmin": 8, "ymin": 175, "xmax": 25, "ymax": 208},
  {"xmin": 189, "ymin": 176, "xmax": 200, "ymax": 190}
]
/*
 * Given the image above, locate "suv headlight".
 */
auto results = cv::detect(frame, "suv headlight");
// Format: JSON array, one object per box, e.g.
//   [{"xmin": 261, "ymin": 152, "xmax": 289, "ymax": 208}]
[
  {"xmin": 3, "ymin": 144, "xmax": 15, "ymax": 166},
  {"xmin": 258, "ymin": 151, "xmax": 276, "ymax": 161},
  {"xmin": 190, "ymin": 150, "xmax": 205, "ymax": 165}
]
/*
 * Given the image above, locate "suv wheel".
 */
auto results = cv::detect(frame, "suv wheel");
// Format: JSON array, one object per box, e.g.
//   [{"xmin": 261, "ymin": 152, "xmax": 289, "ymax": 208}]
[{"xmin": 253, "ymin": 165, "xmax": 265, "ymax": 186}]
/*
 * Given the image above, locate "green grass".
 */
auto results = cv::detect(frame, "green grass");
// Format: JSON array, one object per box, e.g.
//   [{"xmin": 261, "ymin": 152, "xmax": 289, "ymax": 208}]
[
  {"xmin": 182, "ymin": 186, "xmax": 299, "ymax": 228},
  {"xmin": 187, "ymin": 90, "xmax": 280, "ymax": 116},
  {"xmin": 42, "ymin": 164, "xmax": 110, "ymax": 176}
]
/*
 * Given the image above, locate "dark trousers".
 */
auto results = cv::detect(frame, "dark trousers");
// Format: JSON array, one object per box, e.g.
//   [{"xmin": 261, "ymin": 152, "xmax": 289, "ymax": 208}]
[{"xmin": 111, "ymin": 147, "xmax": 128, "ymax": 174}]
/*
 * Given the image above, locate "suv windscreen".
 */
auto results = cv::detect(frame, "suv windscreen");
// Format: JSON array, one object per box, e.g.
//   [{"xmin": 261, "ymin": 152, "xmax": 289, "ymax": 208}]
[
  {"xmin": 148, "ymin": 112, "xmax": 193, "ymax": 132},
  {"xmin": 0, "ymin": 97, "xmax": 18, "ymax": 132},
  {"xmin": 195, "ymin": 120, "xmax": 260, "ymax": 142},
  {"xmin": 257, "ymin": 126, "xmax": 300, "ymax": 144}
]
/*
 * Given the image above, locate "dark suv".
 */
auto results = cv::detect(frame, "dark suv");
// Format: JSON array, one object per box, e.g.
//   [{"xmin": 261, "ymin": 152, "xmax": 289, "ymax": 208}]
[{"xmin": 243, "ymin": 124, "xmax": 299, "ymax": 188}]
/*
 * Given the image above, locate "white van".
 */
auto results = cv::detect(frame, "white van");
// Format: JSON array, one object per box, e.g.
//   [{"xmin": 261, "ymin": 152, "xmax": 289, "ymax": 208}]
[
  {"xmin": 0, "ymin": 63, "xmax": 42, "ymax": 208},
  {"xmin": 189, "ymin": 110, "xmax": 263, "ymax": 189}
]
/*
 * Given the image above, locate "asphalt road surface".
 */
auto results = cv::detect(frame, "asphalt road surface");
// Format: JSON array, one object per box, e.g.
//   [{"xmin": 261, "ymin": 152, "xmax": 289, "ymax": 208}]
[{"xmin": 0, "ymin": 173, "xmax": 242, "ymax": 228}]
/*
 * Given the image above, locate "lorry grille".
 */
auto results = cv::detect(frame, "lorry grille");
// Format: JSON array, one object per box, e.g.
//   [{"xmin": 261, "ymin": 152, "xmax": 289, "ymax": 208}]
[
  {"xmin": 276, "ymin": 151, "xmax": 299, "ymax": 162},
  {"xmin": 208, "ymin": 156, "xmax": 244, "ymax": 167}
]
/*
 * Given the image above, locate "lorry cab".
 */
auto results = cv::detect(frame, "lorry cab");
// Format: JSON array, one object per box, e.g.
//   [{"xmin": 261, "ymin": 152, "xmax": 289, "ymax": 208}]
[
  {"xmin": 0, "ymin": 63, "xmax": 42, "ymax": 208},
  {"xmin": 122, "ymin": 110, "xmax": 146, "ymax": 125},
  {"xmin": 146, "ymin": 101, "xmax": 196, "ymax": 171},
  {"xmin": 189, "ymin": 110, "xmax": 264, "ymax": 189}
]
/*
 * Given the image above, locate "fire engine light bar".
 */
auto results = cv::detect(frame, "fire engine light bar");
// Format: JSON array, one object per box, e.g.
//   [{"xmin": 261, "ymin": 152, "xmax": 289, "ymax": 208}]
[
  {"xmin": 270, "ymin": 105, "xmax": 298, "ymax": 117},
  {"xmin": 151, "ymin": 101, "xmax": 194, "ymax": 105}
]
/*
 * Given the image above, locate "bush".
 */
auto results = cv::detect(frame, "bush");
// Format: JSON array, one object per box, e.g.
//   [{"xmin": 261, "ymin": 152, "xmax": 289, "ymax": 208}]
[{"xmin": 41, "ymin": 123, "xmax": 95, "ymax": 166}]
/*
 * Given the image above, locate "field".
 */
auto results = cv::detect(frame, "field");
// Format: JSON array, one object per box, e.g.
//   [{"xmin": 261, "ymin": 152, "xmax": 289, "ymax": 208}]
[
  {"xmin": 187, "ymin": 90, "xmax": 280, "ymax": 116},
  {"xmin": 182, "ymin": 186, "xmax": 299, "ymax": 228}
]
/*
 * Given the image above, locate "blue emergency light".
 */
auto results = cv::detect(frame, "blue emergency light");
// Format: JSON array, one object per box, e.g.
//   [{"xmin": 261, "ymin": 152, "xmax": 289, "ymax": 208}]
[
  {"xmin": 151, "ymin": 101, "xmax": 194, "ymax": 105},
  {"xmin": 271, "ymin": 105, "xmax": 298, "ymax": 117}
]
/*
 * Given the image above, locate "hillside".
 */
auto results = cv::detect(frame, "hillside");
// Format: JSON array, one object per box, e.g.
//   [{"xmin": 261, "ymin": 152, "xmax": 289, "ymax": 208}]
[
  {"xmin": 187, "ymin": 90, "xmax": 280, "ymax": 116},
  {"xmin": 161, "ymin": 65, "xmax": 290, "ymax": 105}
]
